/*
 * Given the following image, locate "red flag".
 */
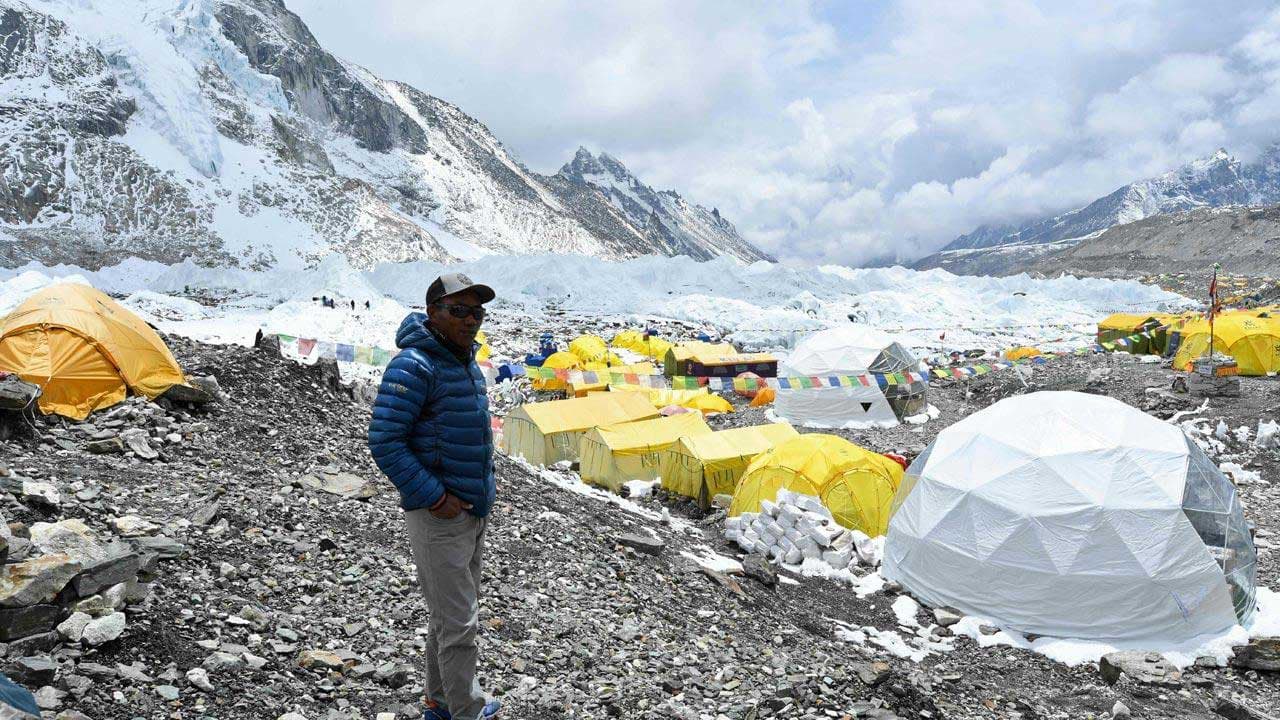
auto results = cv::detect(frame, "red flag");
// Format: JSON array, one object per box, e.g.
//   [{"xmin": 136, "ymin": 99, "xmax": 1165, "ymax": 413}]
[{"xmin": 1209, "ymin": 275, "xmax": 1217, "ymax": 299}]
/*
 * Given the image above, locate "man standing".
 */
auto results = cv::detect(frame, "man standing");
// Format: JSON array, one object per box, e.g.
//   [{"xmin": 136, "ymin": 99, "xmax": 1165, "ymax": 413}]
[{"xmin": 369, "ymin": 273, "xmax": 500, "ymax": 720}]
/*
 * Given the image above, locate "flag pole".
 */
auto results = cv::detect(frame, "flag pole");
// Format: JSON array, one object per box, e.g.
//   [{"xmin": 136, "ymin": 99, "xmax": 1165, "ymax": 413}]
[{"xmin": 1209, "ymin": 262, "xmax": 1220, "ymax": 375}]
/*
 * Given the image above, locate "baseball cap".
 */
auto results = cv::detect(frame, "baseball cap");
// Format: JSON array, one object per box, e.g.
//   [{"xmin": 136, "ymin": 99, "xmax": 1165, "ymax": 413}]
[{"xmin": 426, "ymin": 272, "xmax": 495, "ymax": 305}]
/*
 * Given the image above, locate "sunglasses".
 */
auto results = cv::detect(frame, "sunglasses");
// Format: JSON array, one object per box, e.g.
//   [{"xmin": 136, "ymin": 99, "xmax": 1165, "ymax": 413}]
[{"xmin": 434, "ymin": 302, "xmax": 487, "ymax": 321}]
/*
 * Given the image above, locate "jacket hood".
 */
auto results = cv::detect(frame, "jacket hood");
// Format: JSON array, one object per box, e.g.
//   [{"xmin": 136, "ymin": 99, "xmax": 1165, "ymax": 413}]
[{"xmin": 396, "ymin": 312, "xmax": 436, "ymax": 350}]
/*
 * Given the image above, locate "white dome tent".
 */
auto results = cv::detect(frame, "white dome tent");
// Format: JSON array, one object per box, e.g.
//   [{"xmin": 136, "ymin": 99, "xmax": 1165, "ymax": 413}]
[
  {"xmin": 884, "ymin": 391, "xmax": 1257, "ymax": 643},
  {"xmin": 774, "ymin": 325, "xmax": 925, "ymax": 430}
]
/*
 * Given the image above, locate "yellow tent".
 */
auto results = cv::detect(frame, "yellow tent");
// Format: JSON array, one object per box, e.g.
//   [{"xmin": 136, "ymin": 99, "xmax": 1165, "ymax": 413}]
[
  {"xmin": 531, "ymin": 351, "xmax": 582, "ymax": 391},
  {"xmin": 1172, "ymin": 312, "xmax": 1280, "ymax": 375},
  {"xmin": 0, "ymin": 283, "xmax": 188, "ymax": 420},
  {"xmin": 501, "ymin": 392, "xmax": 659, "ymax": 466},
  {"xmin": 610, "ymin": 385, "xmax": 714, "ymax": 410},
  {"xmin": 611, "ymin": 329, "xmax": 643, "ymax": 350},
  {"xmin": 659, "ymin": 423, "xmax": 800, "ymax": 507},
  {"xmin": 639, "ymin": 337, "xmax": 673, "ymax": 360},
  {"xmin": 579, "ymin": 412, "xmax": 713, "ymax": 491},
  {"xmin": 682, "ymin": 393, "xmax": 734, "ymax": 415},
  {"xmin": 475, "ymin": 330, "xmax": 491, "ymax": 362},
  {"xmin": 1097, "ymin": 313, "xmax": 1156, "ymax": 333},
  {"xmin": 663, "ymin": 342, "xmax": 736, "ymax": 376},
  {"xmin": 568, "ymin": 335, "xmax": 610, "ymax": 364},
  {"xmin": 566, "ymin": 363, "xmax": 659, "ymax": 397},
  {"xmin": 729, "ymin": 434, "xmax": 904, "ymax": 537},
  {"xmin": 1004, "ymin": 346, "xmax": 1042, "ymax": 361}
]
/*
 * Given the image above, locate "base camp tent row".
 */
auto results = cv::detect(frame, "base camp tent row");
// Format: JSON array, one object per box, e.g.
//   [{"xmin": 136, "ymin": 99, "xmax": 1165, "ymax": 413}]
[
  {"xmin": 0, "ymin": 283, "xmax": 190, "ymax": 419},
  {"xmin": 501, "ymin": 392, "xmax": 658, "ymax": 466},
  {"xmin": 579, "ymin": 412, "xmax": 713, "ymax": 492},
  {"xmin": 884, "ymin": 391, "xmax": 1256, "ymax": 643},
  {"xmin": 659, "ymin": 422, "xmax": 800, "ymax": 508},
  {"xmin": 729, "ymin": 433, "xmax": 904, "ymax": 538}
]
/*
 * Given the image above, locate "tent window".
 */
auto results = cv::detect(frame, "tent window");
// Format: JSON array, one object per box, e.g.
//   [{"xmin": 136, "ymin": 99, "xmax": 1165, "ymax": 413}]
[{"xmin": 1180, "ymin": 436, "xmax": 1258, "ymax": 624}]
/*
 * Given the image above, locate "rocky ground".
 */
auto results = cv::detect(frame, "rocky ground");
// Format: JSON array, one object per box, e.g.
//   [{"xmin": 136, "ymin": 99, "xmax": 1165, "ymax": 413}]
[{"xmin": 0, "ymin": 332, "xmax": 1278, "ymax": 720}]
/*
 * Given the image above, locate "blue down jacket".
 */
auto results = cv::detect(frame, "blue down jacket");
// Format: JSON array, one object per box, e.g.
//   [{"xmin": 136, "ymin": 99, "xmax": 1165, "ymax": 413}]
[{"xmin": 368, "ymin": 313, "xmax": 495, "ymax": 516}]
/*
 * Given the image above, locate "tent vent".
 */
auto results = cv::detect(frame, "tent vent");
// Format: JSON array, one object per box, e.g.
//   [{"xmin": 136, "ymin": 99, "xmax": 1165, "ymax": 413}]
[{"xmin": 860, "ymin": 402, "xmax": 873, "ymax": 413}]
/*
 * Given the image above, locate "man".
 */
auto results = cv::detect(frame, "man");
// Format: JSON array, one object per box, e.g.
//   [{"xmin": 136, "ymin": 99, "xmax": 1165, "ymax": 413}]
[{"xmin": 369, "ymin": 273, "xmax": 500, "ymax": 720}]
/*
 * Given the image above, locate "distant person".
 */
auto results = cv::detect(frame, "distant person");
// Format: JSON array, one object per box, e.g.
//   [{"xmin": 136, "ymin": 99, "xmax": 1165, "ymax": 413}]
[
  {"xmin": 365, "ymin": 300, "xmax": 371, "ymax": 310},
  {"xmin": 368, "ymin": 273, "xmax": 500, "ymax": 720},
  {"xmin": 351, "ymin": 299, "xmax": 356, "ymax": 311}
]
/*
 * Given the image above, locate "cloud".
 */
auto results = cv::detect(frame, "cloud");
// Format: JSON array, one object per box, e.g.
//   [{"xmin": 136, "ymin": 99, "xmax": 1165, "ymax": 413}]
[{"xmin": 287, "ymin": 0, "xmax": 1280, "ymax": 265}]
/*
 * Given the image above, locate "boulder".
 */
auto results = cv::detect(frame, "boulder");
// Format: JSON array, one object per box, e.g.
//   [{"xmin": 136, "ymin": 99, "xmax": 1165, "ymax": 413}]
[
  {"xmin": 85, "ymin": 437, "xmax": 124, "ymax": 454},
  {"xmin": 932, "ymin": 607, "xmax": 963, "ymax": 628},
  {"xmin": 71, "ymin": 551, "xmax": 142, "ymax": 598},
  {"xmin": 81, "ymin": 612, "xmax": 125, "ymax": 646},
  {"xmin": 296, "ymin": 649, "xmax": 346, "ymax": 671},
  {"xmin": 0, "ymin": 554, "xmax": 82, "ymax": 607},
  {"xmin": 0, "ymin": 605, "xmax": 61, "ymax": 641},
  {"xmin": 108, "ymin": 515, "xmax": 158, "ymax": 537},
  {"xmin": 56, "ymin": 612, "xmax": 92, "ymax": 643},
  {"xmin": 119, "ymin": 429, "xmax": 158, "ymax": 460},
  {"xmin": 298, "ymin": 470, "xmax": 378, "ymax": 500},
  {"xmin": 1099, "ymin": 651, "xmax": 1180, "ymax": 686},
  {"xmin": 0, "ymin": 375, "xmax": 40, "ymax": 411},
  {"xmin": 20, "ymin": 480, "xmax": 60, "ymax": 508},
  {"xmin": 741, "ymin": 554, "xmax": 777, "ymax": 587},
  {"xmin": 1231, "ymin": 637, "xmax": 1280, "ymax": 672},
  {"xmin": 29, "ymin": 520, "xmax": 106, "ymax": 565},
  {"xmin": 615, "ymin": 533, "xmax": 664, "ymax": 556}
]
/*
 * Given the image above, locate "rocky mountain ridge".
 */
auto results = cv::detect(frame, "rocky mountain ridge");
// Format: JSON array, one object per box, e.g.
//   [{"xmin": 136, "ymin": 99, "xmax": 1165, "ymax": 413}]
[
  {"xmin": 0, "ymin": 0, "xmax": 771, "ymax": 271},
  {"xmin": 912, "ymin": 145, "xmax": 1280, "ymax": 273}
]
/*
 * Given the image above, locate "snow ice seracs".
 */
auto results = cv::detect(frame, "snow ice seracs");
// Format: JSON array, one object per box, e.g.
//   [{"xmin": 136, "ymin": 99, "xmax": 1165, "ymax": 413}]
[{"xmin": 724, "ymin": 488, "xmax": 884, "ymax": 572}]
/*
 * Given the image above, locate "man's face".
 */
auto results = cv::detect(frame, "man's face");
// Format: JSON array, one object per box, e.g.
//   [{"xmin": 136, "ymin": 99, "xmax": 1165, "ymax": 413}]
[{"xmin": 427, "ymin": 289, "xmax": 486, "ymax": 348}]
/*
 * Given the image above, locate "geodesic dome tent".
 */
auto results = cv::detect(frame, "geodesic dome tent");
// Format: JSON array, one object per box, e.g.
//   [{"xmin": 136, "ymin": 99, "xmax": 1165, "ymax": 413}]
[
  {"xmin": 883, "ymin": 391, "xmax": 1257, "ymax": 643},
  {"xmin": 775, "ymin": 325, "xmax": 927, "ymax": 429}
]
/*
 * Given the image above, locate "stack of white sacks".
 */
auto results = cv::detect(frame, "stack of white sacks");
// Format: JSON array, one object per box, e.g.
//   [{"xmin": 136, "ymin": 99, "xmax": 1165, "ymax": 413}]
[{"xmin": 724, "ymin": 489, "xmax": 884, "ymax": 570}]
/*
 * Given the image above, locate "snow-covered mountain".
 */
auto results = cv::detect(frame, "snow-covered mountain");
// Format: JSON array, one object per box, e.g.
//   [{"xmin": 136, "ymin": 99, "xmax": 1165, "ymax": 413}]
[
  {"xmin": 0, "ymin": 0, "xmax": 771, "ymax": 270},
  {"xmin": 931, "ymin": 145, "xmax": 1280, "ymax": 255}
]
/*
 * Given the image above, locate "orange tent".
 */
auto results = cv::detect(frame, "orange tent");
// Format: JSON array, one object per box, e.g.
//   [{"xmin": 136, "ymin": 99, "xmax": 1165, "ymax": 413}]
[{"xmin": 0, "ymin": 283, "xmax": 188, "ymax": 419}]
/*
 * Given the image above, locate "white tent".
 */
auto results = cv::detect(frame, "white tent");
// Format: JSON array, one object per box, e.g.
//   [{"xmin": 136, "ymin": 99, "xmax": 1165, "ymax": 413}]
[
  {"xmin": 884, "ymin": 391, "xmax": 1257, "ymax": 643},
  {"xmin": 774, "ymin": 326, "xmax": 907, "ymax": 429}
]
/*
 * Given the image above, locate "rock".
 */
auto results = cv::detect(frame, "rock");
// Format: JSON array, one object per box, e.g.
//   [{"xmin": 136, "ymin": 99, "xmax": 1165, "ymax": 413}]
[
  {"xmin": 70, "ymin": 582, "xmax": 128, "ymax": 616},
  {"xmin": 373, "ymin": 662, "xmax": 411, "ymax": 688},
  {"xmin": 296, "ymin": 649, "xmax": 346, "ymax": 671},
  {"xmin": 120, "ymin": 427, "xmax": 159, "ymax": 459},
  {"xmin": 33, "ymin": 685, "xmax": 64, "ymax": 710},
  {"xmin": 56, "ymin": 612, "xmax": 93, "ymax": 643},
  {"xmin": 12, "ymin": 656, "xmax": 58, "ymax": 686},
  {"xmin": 108, "ymin": 515, "xmax": 158, "ymax": 537},
  {"xmin": 299, "ymin": 470, "xmax": 379, "ymax": 500},
  {"xmin": 81, "ymin": 611, "xmax": 125, "ymax": 646},
  {"xmin": 1112, "ymin": 701, "xmax": 1132, "ymax": 718},
  {"xmin": 155, "ymin": 684, "xmax": 180, "ymax": 701},
  {"xmin": 204, "ymin": 651, "xmax": 244, "ymax": 671},
  {"xmin": 29, "ymin": 519, "xmax": 106, "ymax": 564},
  {"xmin": 7, "ymin": 630, "xmax": 59, "ymax": 657},
  {"xmin": 1100, "ymin": 650, "xmax": 1180, "ymax": 686},
  {"xmin": 0, "ymin": 553, "xmax": 82, "ymax": 607},
  {"xmin": 21, "ymin": 480, "xmax": 60, "ymax": 508},
  {"xmin": 1231, "ymin": 637, "xmax": 1280, "ymax": 672},
  {"xmin": 854, "ymin": 661, "xmax": 892, "ymax": 687},
  {"xmin": 1214, "ymin": 696, "xmax": 1280, "ymax": 720},
  {"xmin": 186, "ymin": 667, "xmax": 215, "ymax": 692},
  {"xmin": 742, "ymin": 554, "xmax": 777, "ymax": 587},
  {"xmin": 71, "ymin": 551, "xmax": 142, "ymax": 597},
  {"xmin": 932, "ymin": 607, "xmax": 963, "ymax": 628},
  {"xmin": 0, "ymin": 375, "xmax": 40, "ymax": 411},
  {"xmin": 615, "ymin": 533, "xmax": 664, "ymax": 556},
  {"xmin": 0, "ymin": 604, "xmax": 62, "ymax": 641},
  {"xmin": 85, "ymin": 437, "xmax": 124, "ymax": 454},
  {"xmin": 130, "ymin": 535, "xmax": 186, "ymax": 559},
  {"xmin": 190, "ymin": 497, "xmax": 221, "ymax": 526}
]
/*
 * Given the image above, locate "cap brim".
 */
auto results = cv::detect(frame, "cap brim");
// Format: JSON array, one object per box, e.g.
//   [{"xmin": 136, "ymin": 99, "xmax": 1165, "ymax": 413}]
[{"xmin": 472, "ymin": 284, "xmax": 495, "ymax": 303}]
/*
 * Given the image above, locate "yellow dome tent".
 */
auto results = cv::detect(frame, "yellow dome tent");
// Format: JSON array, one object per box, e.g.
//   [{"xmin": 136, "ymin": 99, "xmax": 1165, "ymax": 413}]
[
  {"xmin": 659, "ymin": 423, "xmax": 800, "ymax": 507},
  {"xmin": 475, "ymin": 329, "xmax": 491, "ymax": 362},
  {"xmin": 1004, "ymin": 346, "xmax": 1042, "ymax": 361},
  {"xmin": 729, "ymin": 434, "xmax": 904, "ymax": 537},
  {"xmin": 682, "ymin": 392, "xmax": 734, "ymax": 415},
  {"xmin": 611, "ymin": 330, "xmax": 643, "ymax": 351},
  {"xmin": 501, "ymin": 392, "xmax": 659, "ymax": 466},
  {"xmin": 1173, "ymin": 312, "xmax": 1280, "ymax": 375},
  {"xmin": 579, "ymin": 412, "xmax": 713, "ymax": 492},
  {"xmin": 640, "ymin": 337, "xmax": 673, "ymax": 361},
  {"xmin": 0, "ymin": 283, "xmax": 188, "ymax": 419},
  {"xmin": 568, "ymin": 335, "xmax": 610, "ymax": 364},
  {"xmin": 532, "ymin": 351, "xmax": 582, "ymax": 391}
]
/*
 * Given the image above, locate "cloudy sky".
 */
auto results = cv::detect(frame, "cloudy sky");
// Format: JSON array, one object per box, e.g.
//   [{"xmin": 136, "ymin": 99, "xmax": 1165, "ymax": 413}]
[{"xmin": 289, "ymin": 1, "xmax": 1280, "ymax": 265}]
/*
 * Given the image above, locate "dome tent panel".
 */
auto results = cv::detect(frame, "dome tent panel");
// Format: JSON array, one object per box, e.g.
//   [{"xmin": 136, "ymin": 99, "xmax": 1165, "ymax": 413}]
[
  {"xmin": 0, "ymin": 283, "xmax": 188, "ymax": 419},
  {"xmin": 884, "ymin": 391, "xmax": 1252, "ymax": 642}
]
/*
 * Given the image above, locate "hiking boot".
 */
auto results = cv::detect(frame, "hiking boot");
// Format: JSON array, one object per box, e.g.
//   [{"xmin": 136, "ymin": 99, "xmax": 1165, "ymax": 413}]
[{"xmin": 422, "ymin": 702, "xmax": 451, "ymax": 720}]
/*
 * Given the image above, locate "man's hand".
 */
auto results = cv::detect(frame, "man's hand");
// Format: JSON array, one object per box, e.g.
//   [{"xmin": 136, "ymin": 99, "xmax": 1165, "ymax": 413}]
[{"xmin": 429, "ymin": 493, "xmax": 473, "ymax": 519}]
